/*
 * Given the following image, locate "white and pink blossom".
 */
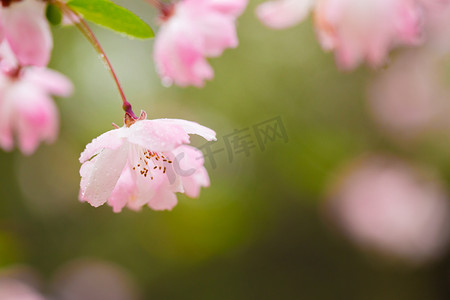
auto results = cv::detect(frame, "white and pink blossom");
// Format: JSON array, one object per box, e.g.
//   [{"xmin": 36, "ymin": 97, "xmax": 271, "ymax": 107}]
[
  {"xmin": 0, "ymin": 66, "xmax": 73, "ymax": 155},
  {"xmin": 153, "ymin": 0, "xmax": 248, "ymax": 87},
  {"xmin": 0, "ymin": 0, "xmax": 53, "ymax": 67},
  {"xmin": 79, "ymin": 111, "xmax": 216, "ymax": 212}
]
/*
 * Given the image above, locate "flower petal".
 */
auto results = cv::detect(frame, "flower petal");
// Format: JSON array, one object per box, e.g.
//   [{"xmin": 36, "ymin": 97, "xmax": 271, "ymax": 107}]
[
  {"xmin": 107, "ymin": 164, "xmax": 136, "ymax": 213},
  {"xmin": 0, "ymin": 41, "xmax": 19, "ymax": 72},
  {"xmin": 256, "ymin": 0, "xmax": 313, "ymax": 29},
  {"xmin": 126, "ymin": 120, "xmax": 191, "ymax": 152},
  {"xmin": 209, "ymin": 0, "xmax": 248, "ymax": 16},
  {"xmin": 181, "ymin": 168, "xmax": 209, "ymax": 198},
  {"xmin": 79, "ymin": 143, "xmax": 129, "ymax": 207},
  {"xmin": 195, "ymin": 10, "xmax": 239, "ymax": 57},
  {"xmin": 0, "ymin": 79, "xmax": 14, "ymax": 151},
  {"xmin": 148, "ymin": 187, "xmax": 178, "ymax": 211},
  {"xmin": 15, "ymin": 88, "xmax": 59, "ymax": 155},
  {"xmin": 128, "ymin": 169, "xmax": 163, "ymax": 210},
  {"xmin": 79, "ymin": 129, "xmax": 124, "ymax": 163},
  {"xmin": 173, "ymin": 145, "xmax": 210, "ymax": 198},
  {"xmin": 152, "ymin": 119, "xmax": 217, "ymax": 141},
  {"xmin": 79, "ymin": 158, "xmax": 95, "ymax": 200},
  {"xmin": 2, "ymin": 0, "xmax": 52, "ymax": 67},
  {"xmin": 23, "ymin": 67, "xmax": 73, "ymax": 97},
  {"xmin": 314, "ymin": 0, "xmax": 424, "ymax": 69},
  {"xmin": 154, "ymin": 20, "xmax": 214, "ymax": 87},
  {"xmin": 0, "ymin": 78, "xmax": 59, "ymax": 155}
]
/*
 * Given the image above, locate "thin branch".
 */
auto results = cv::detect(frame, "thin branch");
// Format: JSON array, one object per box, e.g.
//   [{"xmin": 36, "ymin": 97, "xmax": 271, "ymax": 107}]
[{"xmin": 54, "ymin": 0, "xmax": 137, "ymax": 118}]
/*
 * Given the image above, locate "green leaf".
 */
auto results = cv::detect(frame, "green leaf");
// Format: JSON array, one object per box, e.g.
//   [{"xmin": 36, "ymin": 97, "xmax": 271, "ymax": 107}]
[
  {"xmin": 46, "ymin": 3, "xmax": 62, "ymax": 26},
  {"xmin": 67, "ymin": 0, "xmax": 154, "ymax": 39}
]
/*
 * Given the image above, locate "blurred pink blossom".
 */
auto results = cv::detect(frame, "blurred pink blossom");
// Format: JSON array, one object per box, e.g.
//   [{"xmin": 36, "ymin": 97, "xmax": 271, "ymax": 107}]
[
  {"xmin": 422, "ymin": 0, "xmax": 450, "ymax": 53},
  {"xmin": 256, "ymin": 0, "xmax": 429, "ymax": 69},
  {"xmin": 367, "ymin": 2, "xmax": 450, "ymax": 138},
  {"xmin": 367, "ymin": 51, "xmax": 446, "ymax": 138},
  {"xmin": 79, "ymin": 111, "xmax": 216, "ymax": 212},
  {"xmin": 153, "ymin": 0, "xmax": 247, "ymax": 87},
  {"xmin": 0, "ymin": 279, "xmax": 45, "ymax": 300},
  {"xmin": 0, "ymin": 0, "xmax": 53, "ymax": 67},
  {"xmin": 314, "ymin": 0, "xmax": 423, "ymax": 69},
  {"xmin": 51, "ymin": 259, "xmax": 140, "ymax": 300},
  {"xmin": 0, "ymin": 66, "xmax": 73, "ymax": 155},
  {"xmin": 0, "ymin": 260, "xmax": 140, "ymax": 300},
  {"xmin": 256, "ymin": 0, "xmax": 313, "ymax": 29},
  {"xmin": 325, "ymin": 155, "xmax": 450, "ymax": 264}
]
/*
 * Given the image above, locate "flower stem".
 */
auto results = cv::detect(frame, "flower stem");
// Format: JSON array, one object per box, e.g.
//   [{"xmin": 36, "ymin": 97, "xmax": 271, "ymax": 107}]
[
  {"xmin": 54, "ymin": 0, "xmax": 137, "ymax": 118},
  {"xmin": 145, "ymin": 0, "xmax": 173, "ymax": 18},
  {"xmin": 145, "ymin": 0, "xmax": 163, "ymax": 10}
]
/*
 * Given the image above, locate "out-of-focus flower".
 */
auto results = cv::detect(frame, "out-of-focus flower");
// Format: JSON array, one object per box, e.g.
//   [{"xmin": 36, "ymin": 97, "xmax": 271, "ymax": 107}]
[
  {"xmin": 209, "ymin": 0, "xmax": 247, "ymax": 15},
  {"xmin": 0, "ymin": 0, "xmax": 53, "ymax": 67},
  {"xmin": 0, "ymin": 40, "xmax": 18, "ymax": 72},
  {"xmin": 153, "ymin": 0, "xmax": 248, "ymax": 87},
  {"xmin": 367, "ymin": 51, "xmax": 446, "ymax": 138},
  {"xmin": 367, "ymin": 3, "xmax": 450, "ymax": 139},
  {"xmin": 79, "ymin": 111, "xmax": 216, "ymax": 212},
  {"xmin": 0, "ymin": 279, "xmax": 46, "ymax": 300},
  {"xmin": 422, "ymin": 1, "xmax": 450, "ymax": 56},
  {"xmin": 256, "ymin": 0, "xmax": 313, "ymax": 29},
  {"xmin": 51, "ymin": 259, "xmax": 140, "ymax": 300},
  {"xmin": 314, "ymin": 0, "xmax": 423, "ymax": 69},
  {"xmin": 0, "ymin": 266, "xmax": 45, "ymax": 300},
  {"xmin": 0, "ymin": 260, "xmax": 140, "ymax": 300},
  {"xmin": 256, "ymin": 0, "xmax": 428, "ymax": 69},
  {"xmin": 0, "ymin": 65, "xmax": 73, "ymax": 155},
  {"xmin": 325, "ymin": 155, "xmax": 450, "ymax": 264}
]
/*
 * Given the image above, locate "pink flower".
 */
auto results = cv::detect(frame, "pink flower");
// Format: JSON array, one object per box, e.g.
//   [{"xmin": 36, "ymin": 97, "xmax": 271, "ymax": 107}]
[
  {"xmin": 0, "ymin": 279, "xmax": 46, "ymax": 300},
  {"xmin": 367, "ymin": 50, "xmax": 445, "ymax": 138},
  {"xmin": 153, "ymin": 0, "xmax": 248, "ymax": 87},
  {"xmin": 325, "ymin": 155, "xmax": 450, "ymax": 264},
  {"xmin": 0, "ymin": 0, "xmax": 53, "ymax": 67},
  {"xmin": 315, "ymin": 0, "xmax": 423, "ymax": 69},
  {"xmin": 256, "ymin": 0, "xmax": 428, "ymax": 69},
  {"xmin": 0, "ymin": 66, "xmax": 73, "ymax": 155},
  {"xmin": 366, "ymin": 3, "xmax": 450, "ymax": 139},
  {"xmin": 79, "ymin": 111, "xmax": 216, "ymax": 212},
  {"xmin": 256, "ymin": 0, "xmax": 314, "ymax": 29}
]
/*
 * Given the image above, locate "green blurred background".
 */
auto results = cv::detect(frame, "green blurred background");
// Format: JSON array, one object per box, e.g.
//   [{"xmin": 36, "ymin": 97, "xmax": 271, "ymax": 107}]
[{"xmin": 0, "ymin": 1, "xmax": 449, "ymax": 299}]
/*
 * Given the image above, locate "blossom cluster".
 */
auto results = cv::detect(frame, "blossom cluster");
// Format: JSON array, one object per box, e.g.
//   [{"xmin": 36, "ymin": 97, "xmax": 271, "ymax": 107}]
[
  {"xmin": 0, "ymin": 0, "xmax": 72, "ymax": 155},
  {"xmin": 0, "ymin": 0, "xmax": 246, "ymax": 211},
  {"xmin": 0, "ymin": 0, "xmax": 449, "ymax": 225}
]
